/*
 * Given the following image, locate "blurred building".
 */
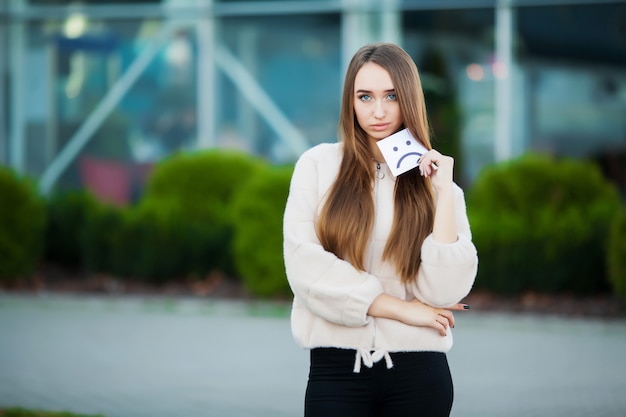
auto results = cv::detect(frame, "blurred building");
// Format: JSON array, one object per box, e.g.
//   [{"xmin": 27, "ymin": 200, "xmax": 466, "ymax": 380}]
[{"xmin": 0, "ymin": 0, "xmax": 625, "ymax": 203}]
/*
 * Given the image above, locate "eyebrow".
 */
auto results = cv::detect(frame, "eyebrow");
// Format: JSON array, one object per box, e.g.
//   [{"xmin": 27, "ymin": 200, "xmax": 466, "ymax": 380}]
[{"xmin": 355, "ymin": 88, "xmax": 396, "ymax": 94}]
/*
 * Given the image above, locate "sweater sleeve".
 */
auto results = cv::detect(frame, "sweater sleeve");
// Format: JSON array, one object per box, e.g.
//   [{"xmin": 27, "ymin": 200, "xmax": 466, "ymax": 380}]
[
  {"xmin": 407, "ymin": 184, "xmax": 478, "ymax": 308},
  {"xmin": 283, "ymin": 147, "xmax": 384, "ymax": 327}
]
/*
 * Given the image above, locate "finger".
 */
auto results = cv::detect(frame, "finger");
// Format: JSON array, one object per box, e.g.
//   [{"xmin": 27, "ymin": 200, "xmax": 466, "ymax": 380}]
[
  {"xmin": 427, "ymin": 161, "xmax": 442, "ymax": 177},
  {"xmin": 439, "ymin": 311, "xmax": 455, "ymax": 329},
  {"xmin": 427, "ymin": 164, "xmax": 436, "ymax": 176},
  {"xmin": 433, "ymin": 321, "xmax": 447, "ymax": 336},
  {"xmin": 436, "ymin": 313, "xmax": 450, "ymax": 330},
  {"xmin": 420, "ymin": 163, "xmax": 434, "ymax": 177},
  {"xmin": 422, "ymin": 153, "xmax": 451, "ymax": 173},
  {"xmin": 448, "ymin": 303, "xmax": 471, "ymax": 311},
  {"xmin": 417, "ymin": 155, "xmax": 434, "ymax": 176}
]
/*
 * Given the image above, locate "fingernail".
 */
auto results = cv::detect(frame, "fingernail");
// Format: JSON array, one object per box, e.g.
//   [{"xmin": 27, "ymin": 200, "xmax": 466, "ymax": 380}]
[{"xmin": 463, "ymin": 304, "xmax": 471, "ymax": 310}]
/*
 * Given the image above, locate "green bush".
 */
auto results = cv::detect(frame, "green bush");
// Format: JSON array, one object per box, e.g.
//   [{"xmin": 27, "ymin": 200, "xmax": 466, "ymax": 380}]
[
  {"xmin": 81, "ymin": 202, "xmax": 125, "ymax": 275},
  {"xmin": 0, "ymin": 408, "xmax": 104, "ymax": 417},
  {"xmin": 467, "ymin": 211, "xmax": 531, "ymax": 294},
  {"xmin": 78, "ymin": 199, "xmax": 192, "ymax": 282},
  {"xmin": 468, "ymin": 153, "xmax": 621, "ymax": 294},
  {"xmin": 0, "ymin": 167, "xmax": 47, "ymax": 283},
  {"xmin": 608, "ymin": 208, "xmax": 626, "ymax": 298},
  {"xmin": 143, "ymin": 149, "xmax": 265, "ymax": 276},
  {"xmin": 231, "ymin": 164, "xmax": 294, "ymax": 297},
  {"xmin": 44, "ymin": 190, "xmax": 99, "ymax": 268},
  {"xmin": 107, "ymin": 200, "xmax": 232, "ymax": 283},
  {"xmin": 76, "ymin": 150, "xmax": 265, "ymax": 283},
  {"xmin": 144, "ymin": 149, "xmax": 265, "ymax": 224}
]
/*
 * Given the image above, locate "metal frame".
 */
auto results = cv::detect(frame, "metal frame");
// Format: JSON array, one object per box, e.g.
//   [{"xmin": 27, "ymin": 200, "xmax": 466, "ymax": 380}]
[
  {"xmin": 495, "ymin": 0, "xmax": 514, "ymax": 162},
  {"xmin": 0, "ymin": 2, "xmax": 6, "ymax": 165},
  {"xmin": 8, "ymin": 0, "xmax": 26, "ymax": 173}
]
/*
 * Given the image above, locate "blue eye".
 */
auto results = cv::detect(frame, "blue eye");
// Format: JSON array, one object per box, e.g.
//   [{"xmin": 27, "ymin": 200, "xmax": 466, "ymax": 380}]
[
  {"xmin": 387, "ymin": 93, "xmax": 397, "ymax": 100},
  {"xmin": 358, "ymin": 94, "xmax": 372, "ymax": 102}
]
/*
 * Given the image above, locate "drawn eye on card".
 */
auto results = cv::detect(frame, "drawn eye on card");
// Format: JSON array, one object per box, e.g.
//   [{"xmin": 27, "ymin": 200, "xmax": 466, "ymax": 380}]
[{"xmin": 376, "ymin": 128, "xmax": 429, "ymax": 177}]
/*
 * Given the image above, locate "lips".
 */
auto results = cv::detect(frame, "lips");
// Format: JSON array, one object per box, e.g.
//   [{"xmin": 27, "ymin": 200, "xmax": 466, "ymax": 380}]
[{"xmin": 371, "ymin": 123, "xmax": 390, "ymax": 131}]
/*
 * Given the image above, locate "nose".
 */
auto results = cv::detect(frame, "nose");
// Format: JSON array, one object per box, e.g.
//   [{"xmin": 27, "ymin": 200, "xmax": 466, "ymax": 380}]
[{"xmin": 373, "ymin": 100, "xmax": 386, "ymax": 119}]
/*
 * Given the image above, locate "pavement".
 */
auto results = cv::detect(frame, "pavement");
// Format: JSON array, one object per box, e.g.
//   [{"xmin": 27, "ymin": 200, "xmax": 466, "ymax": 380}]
[{"xmin": 0, "ymin": 294, "xmax": 625, "ymax": 417}]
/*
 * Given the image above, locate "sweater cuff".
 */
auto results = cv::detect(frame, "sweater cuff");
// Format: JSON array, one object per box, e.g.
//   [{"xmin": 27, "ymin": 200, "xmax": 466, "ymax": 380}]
[
  {"xmin": 341, "ymin": 276, "xmax": 384, "ymax": 327},
  {"xmin": 421, "ymin": 234, "xmax": 477, "ymax": 267}
]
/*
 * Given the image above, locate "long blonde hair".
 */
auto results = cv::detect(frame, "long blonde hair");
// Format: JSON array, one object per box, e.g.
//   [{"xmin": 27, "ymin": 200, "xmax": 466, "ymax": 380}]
[{"xmin": 316, "ymin": 43, "xmax": 435, "ymax": 284}]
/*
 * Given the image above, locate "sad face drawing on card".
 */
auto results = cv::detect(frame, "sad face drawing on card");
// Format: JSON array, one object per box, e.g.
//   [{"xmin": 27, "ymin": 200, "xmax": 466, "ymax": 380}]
[{"xmin": 376, "ymin": 128, "xmax": 429, "ymax": 177}]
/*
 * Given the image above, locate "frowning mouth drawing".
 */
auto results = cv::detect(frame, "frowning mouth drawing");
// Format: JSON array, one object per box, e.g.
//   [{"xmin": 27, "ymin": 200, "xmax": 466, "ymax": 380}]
[{"xmin": 394, "ymin": 140, "xmax": 423, "ymax": 169}]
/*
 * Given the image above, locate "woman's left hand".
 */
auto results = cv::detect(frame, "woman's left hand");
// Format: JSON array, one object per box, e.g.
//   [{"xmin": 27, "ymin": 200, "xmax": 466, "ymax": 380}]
[{"xmin": 418, "ymin": 149, "xmax": 454, "ymax": 191}]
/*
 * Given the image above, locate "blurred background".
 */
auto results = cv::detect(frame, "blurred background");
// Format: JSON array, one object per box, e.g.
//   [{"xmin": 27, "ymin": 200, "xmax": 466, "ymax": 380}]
[
  {"xmin": 1, "ymin": 0, "xmax": 625, "ymax": 194},
  {"xmin": 1, "ymin": 1, "xmax": 626, "ymax": 416}
]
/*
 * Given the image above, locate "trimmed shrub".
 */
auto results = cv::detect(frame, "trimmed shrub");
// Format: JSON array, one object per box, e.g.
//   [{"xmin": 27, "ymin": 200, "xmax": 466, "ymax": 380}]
[
  {"xmin": 144, "ymin": 149, "xmax": 265, "ymax": 224},
  {"xmin": 468, "ymin": 153, "xmax": 621, "ymax": 294},
  {"xmin": 108, "ymin": 200, "xmax": 232, "ymax": 283},
  {"xmin": 142, "ymin": 149, "xmax": 265, "ymax": 276},
  {"xmin": 231, "ymin": 164, "xmax": 294, "ymax": 297},
  {"xmin": 608, "ymin": 208, "xmax": 626, "ymax": 298},
  {"xmin": 81, "ymin": 202, "xmax": 126, "ymax": 275},
  {"xmin": 77, "ymin": 150, "xmax": 264, "ymax": 283},
  {"xmin": 467, "ymin": 211, "xmax": 531, "ymax": 294},
  {"xmin": 0, "ymin": 167, "xmax": 47, "ymax": 283},
  {"xmin": 44, "ymin": 190, "xmax": 99, "ymax": 268}
]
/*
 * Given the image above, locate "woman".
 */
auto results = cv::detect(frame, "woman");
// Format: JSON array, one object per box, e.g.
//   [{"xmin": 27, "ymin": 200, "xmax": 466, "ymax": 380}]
[{"xmin": 283, "ymin": 42, "xmax": 478, "ymax": 417}]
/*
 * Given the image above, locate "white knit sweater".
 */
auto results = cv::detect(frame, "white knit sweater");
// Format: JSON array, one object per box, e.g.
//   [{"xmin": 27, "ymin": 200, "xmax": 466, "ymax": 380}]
[{"xmin": 283, "ymin": 142, "xmax": 478, "ymax": 372}]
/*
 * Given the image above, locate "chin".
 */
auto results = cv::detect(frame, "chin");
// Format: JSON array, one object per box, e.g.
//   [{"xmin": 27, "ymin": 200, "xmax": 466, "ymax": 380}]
[{"xmin": 374, "ymin": 132, "xmax": 391, "ymax": 140}]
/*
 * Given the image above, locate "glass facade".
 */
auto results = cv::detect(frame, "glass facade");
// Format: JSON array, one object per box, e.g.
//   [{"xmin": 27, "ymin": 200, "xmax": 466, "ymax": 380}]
[
  {"xmin": 218, "ymin": 13, "xmax": 342, "ymax": 160},
  {"xmin": 1, "ymin": 0, "xmax": 625, "ymax": 200}
]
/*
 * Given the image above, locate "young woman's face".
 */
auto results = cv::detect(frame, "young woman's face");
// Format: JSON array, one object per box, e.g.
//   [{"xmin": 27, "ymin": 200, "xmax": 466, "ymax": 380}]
[{"xmin": 353, "ymin": 62, "xmax": 403, "ymax": 145}]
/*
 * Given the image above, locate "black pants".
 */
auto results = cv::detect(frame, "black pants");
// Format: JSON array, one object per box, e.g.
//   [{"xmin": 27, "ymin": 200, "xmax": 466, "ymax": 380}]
[{"xmin": 305, "ymin": 348, "xmax": 453, "ymax": 417}]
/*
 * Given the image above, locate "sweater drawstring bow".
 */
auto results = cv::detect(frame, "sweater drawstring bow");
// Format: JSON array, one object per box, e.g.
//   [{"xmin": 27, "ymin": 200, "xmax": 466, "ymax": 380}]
[{"xmin": 353, "ymin": 348, "xmax": 394, "ymax": 373}]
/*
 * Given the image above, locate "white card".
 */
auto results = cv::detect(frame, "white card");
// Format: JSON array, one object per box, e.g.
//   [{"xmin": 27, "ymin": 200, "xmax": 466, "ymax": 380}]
[{"xmin": 376, "ymin": 128, "xmax": 428, "ymax": 177}]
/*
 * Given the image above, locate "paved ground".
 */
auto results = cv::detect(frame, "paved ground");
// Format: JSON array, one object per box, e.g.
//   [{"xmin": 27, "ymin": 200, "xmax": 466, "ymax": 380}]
[{"xmin": 0, "ymin": 294, "xmax": 625, "ymax": 417}]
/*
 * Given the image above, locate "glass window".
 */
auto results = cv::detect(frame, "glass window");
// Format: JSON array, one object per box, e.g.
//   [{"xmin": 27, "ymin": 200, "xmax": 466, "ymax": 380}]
[
  {"xmin": 218, "ymin": 13, "xmax": 341, "ymax": 162},
  {"xmin": 403, "ymin": 8, "xmax": 495, "ymax": 185},
  {"xmin": 517, "ymin": 4, "xmax": 626, "ymax": 67},
  {"xmin": 25, "ymin": 16, "xmax": 196, "ymax": 193},
  {"xmin": 518, "ymin": 3, "xmax": 626, "ymax": 164}
]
